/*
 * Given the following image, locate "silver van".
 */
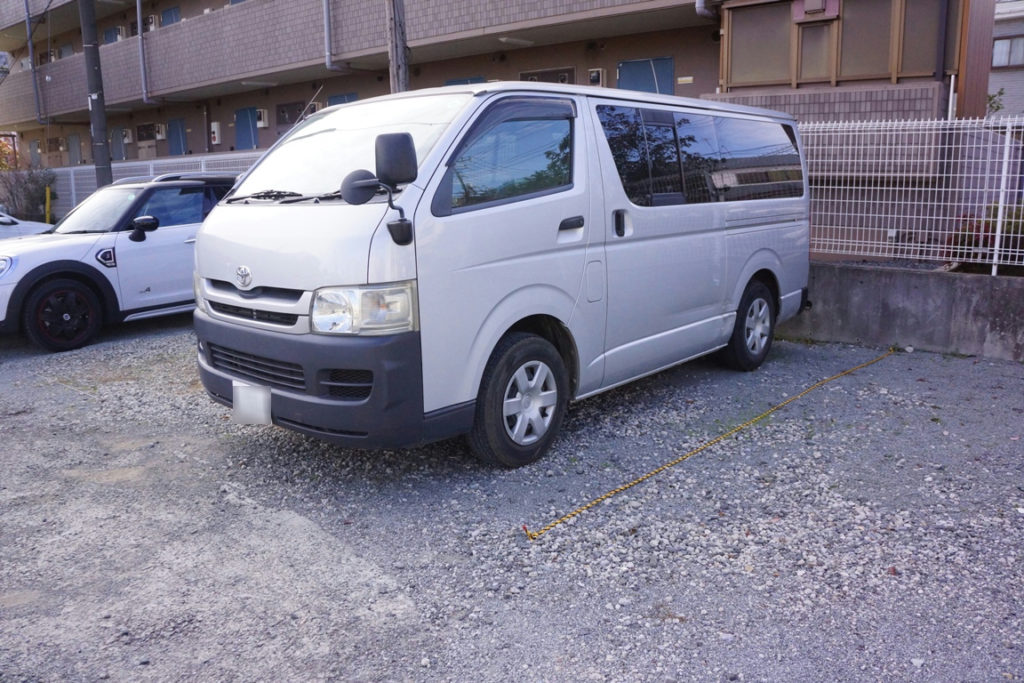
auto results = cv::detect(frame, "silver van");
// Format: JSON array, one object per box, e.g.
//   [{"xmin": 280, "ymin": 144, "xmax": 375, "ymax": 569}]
[{"xmin": 193, "ymin": 82, "xmax": 809, "ymax": 467}]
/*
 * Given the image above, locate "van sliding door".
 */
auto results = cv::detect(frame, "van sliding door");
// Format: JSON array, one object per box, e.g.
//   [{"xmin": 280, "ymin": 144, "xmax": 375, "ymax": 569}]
[{"xmin": 592, "ymin": 101, "xmax": 728, "ymax": 388}]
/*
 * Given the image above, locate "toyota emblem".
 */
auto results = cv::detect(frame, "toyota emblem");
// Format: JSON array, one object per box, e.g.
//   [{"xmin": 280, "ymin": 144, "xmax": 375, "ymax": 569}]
[{"xmin": 235, "ymin": 265, "xmax": 253, "ymax": 288}]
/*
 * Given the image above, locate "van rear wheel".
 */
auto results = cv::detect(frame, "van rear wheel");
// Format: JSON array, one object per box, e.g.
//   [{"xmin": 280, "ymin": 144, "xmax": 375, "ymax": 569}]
[
  {"xmin": 719, "ymin": 280, "xmax": 775, "ymax": 371},
  {"xmin": 468, "ymin": 333, "xmax": 569, "ymax": 468}
]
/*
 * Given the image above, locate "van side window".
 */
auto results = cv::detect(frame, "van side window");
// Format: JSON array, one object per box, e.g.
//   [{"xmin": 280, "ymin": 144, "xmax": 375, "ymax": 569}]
[
  {"xmin": 598, "ymin": 105, "xmax": 803, "ymax": 206},
  {"xmin": 596, "ymin": 106, "xmax": 691, "ymax": 207},
  {"xmin": 713, "ymin": 118, "xmax": 803, "ymax": 201},
  {"xmin": 642, "ymin": 109, "xmax": 685, "ymax": 206},
  {"xmin": 432, "ymin": 97, "xmax": 576, "ymax": 216},
  {"xmin": 451, "ymin": 118, "xmax": 571, "ymax": 209},
  {"xmin": 674, "ymin": 113, "xmax": 719, "ymax": 204},
  {"xmin": 595, "ymin": 105, "xmax": 650, "ymax": 205}
]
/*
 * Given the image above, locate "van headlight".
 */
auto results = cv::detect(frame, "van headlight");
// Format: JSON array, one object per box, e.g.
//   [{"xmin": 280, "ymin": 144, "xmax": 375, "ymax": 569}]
[
  {"xmin": 311, "ymin": 281, "xmax": 417, "ymax": 335},
  {"xmin": 0, "ymin": 256, "xmax": 12, "ymax": 279},
  {"xmin": 192, "ymin": 272, "xmax": 207, "ymax": 314}
]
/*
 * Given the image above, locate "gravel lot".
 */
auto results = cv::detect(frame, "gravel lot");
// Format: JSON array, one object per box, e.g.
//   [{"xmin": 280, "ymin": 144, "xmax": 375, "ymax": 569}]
[{"xmin": 1, "ymin": 315, "xmax": 1022, "ymax": 681}]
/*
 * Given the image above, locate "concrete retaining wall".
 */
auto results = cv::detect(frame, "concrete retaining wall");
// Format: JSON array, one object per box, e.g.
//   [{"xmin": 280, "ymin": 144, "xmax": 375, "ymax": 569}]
[{"xmin": 779, "ymin": 263, "xmax": 1024, "ymax": 362}]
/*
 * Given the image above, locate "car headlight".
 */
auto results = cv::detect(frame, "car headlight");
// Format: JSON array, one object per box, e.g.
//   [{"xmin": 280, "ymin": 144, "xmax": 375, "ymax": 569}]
[
  {"xmin": 311, "ymin": 281, "xmax": 417, "ymax": 335},
  {"xmin": 0, "ymin": 256, "xmax": 11, "ymax": 279}
]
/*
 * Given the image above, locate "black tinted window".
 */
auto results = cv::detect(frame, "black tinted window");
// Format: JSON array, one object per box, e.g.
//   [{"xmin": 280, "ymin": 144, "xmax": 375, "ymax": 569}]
[
  {"xmin": 674, "ymin": 113, "xmax": 719, "ymax": 205},
  {"xmin": 598, "ymin": 104, "xmax": 803, "ymax": 206},
  {"xmin": 642, "ymin": 109, "xmax": 684, "ymax": 206},
  {"xmin": 450, "ymin": 117, "xmax": 571, "ymax": 209},
  {"xmin": 596, "ymin": 105, "xmax": 651, "ymax": 206},
  {"xmin": 135, "ymin": 187, "xmax": 205, "ymax": 227},
  {"xmin": 713, "ymin": 118, "xmax": 803, "ymax": 201}
]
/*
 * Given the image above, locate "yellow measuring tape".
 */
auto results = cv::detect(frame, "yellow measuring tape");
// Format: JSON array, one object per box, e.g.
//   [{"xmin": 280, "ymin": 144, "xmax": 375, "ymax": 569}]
[{"xmin": 522, "ymin": 347, "xmax": 897, "ymax": 541}]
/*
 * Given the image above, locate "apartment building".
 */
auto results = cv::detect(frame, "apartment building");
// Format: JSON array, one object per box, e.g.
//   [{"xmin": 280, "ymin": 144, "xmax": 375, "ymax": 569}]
[
  {"xmin": 0, "ymin": 0, "xmax": 994, "ymax": 170},
  {"xmin": 704, "ymin": 0, "xmax": 995, "ymax": 122},
  {"xmin": 990, "ymin": 0, "xmax": 1024, "ymax": 114}
]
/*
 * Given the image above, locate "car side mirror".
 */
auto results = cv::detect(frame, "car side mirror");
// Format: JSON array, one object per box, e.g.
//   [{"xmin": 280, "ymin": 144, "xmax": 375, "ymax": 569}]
[
  {"xmin": 375, "ymin": 133, "xmax": 417, "ymax": 187},
  {"xmin": 129, "ymin": 215, "xmax": 159, "ymax": 242}
]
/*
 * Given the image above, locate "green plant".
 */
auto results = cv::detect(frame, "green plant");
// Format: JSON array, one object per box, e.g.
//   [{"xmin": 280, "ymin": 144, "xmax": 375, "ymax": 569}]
[
  {"xmin": 947, "ymin": 202, "xmax": 1024, "ymax": 264},
  {"xmin": 988, "ymin": 87, "xmax": 1006, "ymax": 116},
  {"xmin": 0, "ymin": 164, "xmax": 56, "ymax": 222}
]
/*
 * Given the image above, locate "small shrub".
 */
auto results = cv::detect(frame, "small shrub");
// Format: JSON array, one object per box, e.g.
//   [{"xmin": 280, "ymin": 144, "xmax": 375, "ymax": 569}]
[
  {"xmin": 0, "ymin": 166, "xmax": 57, "ymax": 222},
  {"xmin": 947, "ymin": 202, "xmax": 1024, "ymax": 264}
]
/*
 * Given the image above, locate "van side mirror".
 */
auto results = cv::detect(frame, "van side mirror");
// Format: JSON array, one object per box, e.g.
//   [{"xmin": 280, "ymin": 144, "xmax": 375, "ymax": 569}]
[
  {"xmin": 129, "ymin": 215, "xmax": 159, "ymax": 242},
  {"xmin": 375, "ymin": 133, "xmax": 417, "ymax": 187}
]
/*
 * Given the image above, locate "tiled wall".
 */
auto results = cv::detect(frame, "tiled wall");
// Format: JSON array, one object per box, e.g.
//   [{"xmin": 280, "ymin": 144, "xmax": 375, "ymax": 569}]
[{"xmin": 702, "ymin": 82, "xmax": 947, "ymax": 123}]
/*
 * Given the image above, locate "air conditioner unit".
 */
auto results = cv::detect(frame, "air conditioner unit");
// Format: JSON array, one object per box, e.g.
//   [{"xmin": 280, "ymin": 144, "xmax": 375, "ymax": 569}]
[
  {"xmin": 204, "ymin": 7, "xmax": 213, "ymax": 13},
  {"xmin": 588, "ymin": 68, "xmax": 607, "ymax": 87},
  {"xmin": 145, "ymin": 14, "xmax": 157, "ymax": 30},
  {"xmin": 255, "ymin": 108, "xmax": 270, "ymax": 128},
  {"xmin": 20, "ymin": 57, "xmax": 32, "ymax": 72},
  {"xmin": 309, "ymin": 101, "xmax": 324, "ymax": 113},
  {"xmin": 122, "ymin": 128, "xmax": 133, "ymax": 143},
  {"xmin": 210, "ymin": 121, "xmax": 221, "ymax": 145},
  {"xmin": 58, "ymin": 138, "xmax": 66, "ymax": 152},
  {"xmin": 154, "ymin": 123, "xmax": 167, "ymax": 140},
  {"xmin": 115, "ymin": 26, "xmax": 126, "ymax": 41}
]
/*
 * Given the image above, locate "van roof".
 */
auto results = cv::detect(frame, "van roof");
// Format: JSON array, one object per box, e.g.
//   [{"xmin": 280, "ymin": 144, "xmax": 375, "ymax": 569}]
[{"xmin": 345, "ymin": 80, "xmax": 798, "ymax": 123}]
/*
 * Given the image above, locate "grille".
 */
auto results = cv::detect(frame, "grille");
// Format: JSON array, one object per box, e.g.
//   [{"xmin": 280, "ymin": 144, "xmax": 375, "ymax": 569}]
[
  {"xmin": 209, "ymin": 301, "xmax": 299, "ymax": 326},
  {"xmin": 208, "ymin": 344, "xmax": 306, "ymax": 391},
  {"xmin": 321, "ymin": 369, "xmax": 374, "ymax": 400}
]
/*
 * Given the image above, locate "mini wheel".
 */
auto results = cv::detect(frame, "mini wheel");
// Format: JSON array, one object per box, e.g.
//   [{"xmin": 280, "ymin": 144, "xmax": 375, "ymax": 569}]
[
  {"xmin": 23, "ymin": 278, "xmax": 103, "ymax": 352},
  {"xmin": 719, "ymin": 280, "xmax": 775, "ymax": 371},
  {"xmin": 468, "ymin": 332, "xmax": 569, "ymax": 468}
]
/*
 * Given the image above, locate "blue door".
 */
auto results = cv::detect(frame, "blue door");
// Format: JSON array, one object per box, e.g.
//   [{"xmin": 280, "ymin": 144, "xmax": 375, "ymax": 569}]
[
  {"xmin": 109, "ymin": 127, "xmax": 125, "ymax": 160},
  {"xmin": 327, "ymin": 93, "xmax": 357, "ymax": 106},
  {"xmin": 234, "ymin": 107, "xmax": 258, "ymax": 151},
  {"xmin": 617, "ymin": 57, "xmax": 674, "ymax": 94},
  {"xmin": 66, "ymin": 134, "xmax": 81, "ymax": 165},
  {"xmin": 168, "ymin": 118, "xmax": 187, "ymax": 155}
]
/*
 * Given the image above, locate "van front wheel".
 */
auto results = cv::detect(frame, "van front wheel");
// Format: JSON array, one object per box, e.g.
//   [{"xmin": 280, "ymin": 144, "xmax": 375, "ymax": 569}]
[
  {"xmin": 719, "ymin": 280, "xmax": 775, "ymax": 371},
  {"xmin": 468, "ymin": 333, "xmax": 569, "ymax": 468}
]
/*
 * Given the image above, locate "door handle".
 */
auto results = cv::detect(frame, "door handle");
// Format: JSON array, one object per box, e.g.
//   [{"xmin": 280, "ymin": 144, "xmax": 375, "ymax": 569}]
[
  {"xmin": 184, "ymin": 238, "xmax": 197, "ymax": 244},
  {"xmin": 559, "ymin": 215, "xmax": 584, "ymax": 231},
  {"xmin": 613, "ymin": 209, "xmax": 626, "ymax": 237}
]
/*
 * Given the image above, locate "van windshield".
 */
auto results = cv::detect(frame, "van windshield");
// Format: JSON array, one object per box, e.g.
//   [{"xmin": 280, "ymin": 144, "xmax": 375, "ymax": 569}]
[{"xmin": 233, "ymin": 93, "xmax": 474, "ymax": 199}]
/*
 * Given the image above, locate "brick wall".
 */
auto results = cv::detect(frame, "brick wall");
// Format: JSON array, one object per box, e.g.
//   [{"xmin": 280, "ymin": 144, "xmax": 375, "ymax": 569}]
[{"xmin": 701, "ymin": 82, "xmax": 947, "ymax": 123}]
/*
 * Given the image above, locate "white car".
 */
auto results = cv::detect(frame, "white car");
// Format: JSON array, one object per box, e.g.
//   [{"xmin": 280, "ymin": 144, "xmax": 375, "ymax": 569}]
[
  {"xmin": 0, "ymin": 210, "xmax": 52, "ymax": 238},
  {"xmin": 0, "ymin": 174, "xmax": 235, "ymax": 351}
]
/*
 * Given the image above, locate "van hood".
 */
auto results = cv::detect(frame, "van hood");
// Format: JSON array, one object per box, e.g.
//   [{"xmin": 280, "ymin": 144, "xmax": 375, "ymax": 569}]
[{"xmin": 196, "ymin": 203, "xmax": 392, "ymax": 290}]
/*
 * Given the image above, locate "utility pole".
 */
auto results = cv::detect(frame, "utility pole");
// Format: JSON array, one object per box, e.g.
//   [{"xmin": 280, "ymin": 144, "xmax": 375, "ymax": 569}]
[
  {"xmin": 78, "ymin": 0, "xmax": 112, "ymax": 187},
  {"xmin": 385, "ymin": 0, "xmax": 409, "ymax": 93}
]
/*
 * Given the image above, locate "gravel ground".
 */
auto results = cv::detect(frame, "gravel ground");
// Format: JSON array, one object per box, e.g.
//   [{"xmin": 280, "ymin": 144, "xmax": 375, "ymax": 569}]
[{"xmin": 1, "ymin": 315, "xmax": 1022, "ymax": 681}]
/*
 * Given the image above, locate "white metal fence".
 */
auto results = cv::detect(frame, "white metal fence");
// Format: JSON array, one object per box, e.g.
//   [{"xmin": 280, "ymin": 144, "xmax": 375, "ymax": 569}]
[
  {"xmin": 49, "ymin": 150, "xmax": 262, "ymax": 218},
  {"xmin": 803, "ymin": 115, "xmax": 1024, "ymax": 275},
  {"xmin": 34, "ymin": 116, "xmax": 1024, "ymax": 276}
]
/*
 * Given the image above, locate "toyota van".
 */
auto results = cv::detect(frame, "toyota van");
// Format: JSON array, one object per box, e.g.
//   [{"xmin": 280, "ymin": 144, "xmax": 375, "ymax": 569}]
[{"xmin": 193, "ymin": 82, "xmax": 809, "ymax": 467}]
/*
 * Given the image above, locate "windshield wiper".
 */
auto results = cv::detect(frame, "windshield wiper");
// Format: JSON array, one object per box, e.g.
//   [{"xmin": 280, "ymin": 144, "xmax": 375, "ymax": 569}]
[
  {"xmin": 226, "ymin": 189, "xmax": 302, "ymax": 204},
  {"xmin": 278, "ymin": 190, "xmax": 346, "ymax": 204}
]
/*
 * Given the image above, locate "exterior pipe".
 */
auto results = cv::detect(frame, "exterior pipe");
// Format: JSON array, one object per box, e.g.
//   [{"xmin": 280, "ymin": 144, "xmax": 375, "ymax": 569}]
[
  {"xmin": 936, "ymin": 0, "xmax": 951, "ymax": 117},
  {"xmin": 24, "ymin": 0, "xmax": 46, "ymax": 124},
  {"xmin": 136, "ymin": 0, "xmax": 157, "ymax": 104},
  {"xmin": 323, "ymin": 0, "xmax": 345, "ymax": 72}
]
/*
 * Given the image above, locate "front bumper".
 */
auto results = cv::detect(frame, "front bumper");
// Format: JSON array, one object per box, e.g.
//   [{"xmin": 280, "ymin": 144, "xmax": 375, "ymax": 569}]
[{"xmin": 195, "ymin": 310, "xmax": 467, "ymax": 449}]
